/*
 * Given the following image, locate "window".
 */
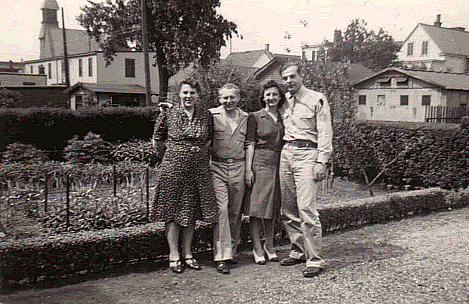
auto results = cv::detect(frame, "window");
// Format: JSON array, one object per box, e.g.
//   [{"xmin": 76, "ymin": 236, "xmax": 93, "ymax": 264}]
[
  {"xmin": 422, "ymin": 95, "xmax": 431, "ymax": 106},
  {"xmin": 125, "ymin": 58, "xmax": 136, "ymax": 78},
  {"xmin": 378, "ymin": 77, "xmax": 391, "ymax": 87},
  {"xmin": 311, "ymin": 50, "xmax": 317, "ymax": 61},
  {"xmin": 400, "ymin": 95, "xmax": 409, "ymax": 106},
  {"xmin": 358, "ymin": 95, "xmax": 367, "ymax": 105},
  {"xmin": 407, "ymin": 42, "xmax": 414, "ymax": 56},
  {"xmin": 88, "ymin": 58, "xmax": 93, "ymax": 77},
  {"xmin": 78, "ymin": 59, "xmax": 83, "ymax": 77},
  {"xmin": 396, "ymin": 77, "xmax": 409, "ymax": 87},
  {"xmin": 30, "ymin": 66, "xmax": 33, "ymax": 74},
  {"xmin": 22, "ymin": 82, "xmax": 36, "ymax": 86},
  {"xmin": 48, "ymin": 63, "xmax": 52, "ymax": 79},
  {"xmin": 421, "ymin": 41, "xmax": 428, "ymax": 55},
  {"xmin": 39, "ymin": 65, "xmax": 45, "ymax": 74},
  {"xmin": 377, "ymin": 95, "xmax": 386, "ymax": 106},
  {"xmin": 76, "ymin": 95, "xmax": 83, "ymax": 109}
]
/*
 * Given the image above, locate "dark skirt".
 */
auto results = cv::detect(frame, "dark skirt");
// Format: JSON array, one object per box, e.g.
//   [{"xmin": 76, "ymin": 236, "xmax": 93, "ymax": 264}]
[{"xmin": 244, "ymin": 149, "xmax": 280, "ymax": 219}]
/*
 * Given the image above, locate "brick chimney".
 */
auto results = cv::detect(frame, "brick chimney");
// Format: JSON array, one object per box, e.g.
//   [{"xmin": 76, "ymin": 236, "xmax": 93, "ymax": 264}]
[
  {"xmin": 265, "ymin": 44, "xmax": 270, "ymax": 53},
  {"xmin": 434, "ymin": 14, "xmax": 442, "ymax": 27}
]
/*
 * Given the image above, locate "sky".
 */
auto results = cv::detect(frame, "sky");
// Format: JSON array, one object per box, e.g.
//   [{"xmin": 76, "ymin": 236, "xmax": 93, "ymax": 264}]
[{"xmin": 1, "ymin": 0, "xmax": 469, "ymax": 62}]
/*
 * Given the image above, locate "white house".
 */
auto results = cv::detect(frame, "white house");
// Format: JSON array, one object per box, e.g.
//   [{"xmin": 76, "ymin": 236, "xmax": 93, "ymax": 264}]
[
  {"xmin": 22, "ymin": 0, "xmax": 159, "ymax": 107},
  {"xmin": 354, "ymin": 67, "xmax": 469, "ymax": 123},
  {"xmin": 397, "ymin": 15, "xmax": 469, "ymax": 74}
]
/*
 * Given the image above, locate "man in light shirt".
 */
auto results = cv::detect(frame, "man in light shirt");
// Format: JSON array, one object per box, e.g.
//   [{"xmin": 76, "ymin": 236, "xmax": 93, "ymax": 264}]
[
  {"xmin": 209, "ymin": 83, "xmax": 249, "ymax": 275},
  {"xmin": 278, "ymin": 62, "xmax": 333, "ymax": 277}
]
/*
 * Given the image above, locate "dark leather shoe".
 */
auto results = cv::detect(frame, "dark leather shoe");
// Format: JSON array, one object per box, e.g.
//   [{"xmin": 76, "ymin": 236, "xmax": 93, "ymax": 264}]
[
  {"xmin": 169, "ymin": 260, "xmax": 184, "ymax": 273},
  {"xmin": 303, "ymin": 266, "xmax": 325, "ymax": 277},
  {"xmin": 216, "ymin": 261, "xmax": 230, "ymax": 274},
  {"xmin": 184, "ymin": 258, "xmax": 202, "ymax": 270},
  {"xmin": 280, "ymin": 257, "xmax": 304, "ymax": 266},
  {"xmin": 226, "ymin": 258, "xmax": 238, "ymax": 265}
]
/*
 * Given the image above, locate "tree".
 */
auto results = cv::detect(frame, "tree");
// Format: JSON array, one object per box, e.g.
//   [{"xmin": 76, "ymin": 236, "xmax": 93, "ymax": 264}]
[
  {"xmin": 327, "ymin": 19, "xmax": 400, "ymax": 71},
  {"xmin": 78, "ymin": 0, "xmax": 238, "ymax": 99}
]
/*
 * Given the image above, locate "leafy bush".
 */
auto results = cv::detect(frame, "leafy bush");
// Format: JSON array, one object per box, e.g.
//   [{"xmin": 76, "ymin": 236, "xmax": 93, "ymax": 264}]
[
  {"xmin": 41, "ymin": 188, "xmax": 148, "ymax": 231},
  {"xmin": 64, "ymin": 132, "xmax": 113, "ymax": 164},
  {"xmin": 2, "ymin": 142, "xmax": 49, "ymax": 163},
  {"xmin": 111, "ymin": 139, "xmax": 162, "ymax": 165},
  {"xmin": 333, "ymin": 120, "xmax": 469, "ymax": 189},
  {"xmin": 0, "ymin": 87, "xmax": 22, "ymax": 108},
  {"xmin": 0, "ymin": 107, "xmax": 157, "ymax": 158}
]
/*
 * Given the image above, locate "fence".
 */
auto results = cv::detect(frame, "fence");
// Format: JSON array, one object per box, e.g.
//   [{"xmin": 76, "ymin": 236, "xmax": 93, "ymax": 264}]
[
  {"xmin": 425, "ymin": 105, "xmax": 469, "ymax": 123},
  {"xmin": 0, "ymin": 162, "xmax": 157, "ymax": 236}
]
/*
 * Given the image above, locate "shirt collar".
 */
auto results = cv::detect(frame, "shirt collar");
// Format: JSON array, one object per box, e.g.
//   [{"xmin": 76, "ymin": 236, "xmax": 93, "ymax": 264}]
[{"xmin": 292, "ymin": 85, "xmax": 307, "ymax": 100}]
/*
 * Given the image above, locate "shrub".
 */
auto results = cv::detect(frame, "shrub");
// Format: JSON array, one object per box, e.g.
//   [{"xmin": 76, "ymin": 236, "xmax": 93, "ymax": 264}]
[
  {"xmin": 2, "ymin": 142, "xmax": 49, "ymax": 163},
  {"xmin": 64, "ymin": 132, "xmax": 113, "ymax": 164},
  {"xmin": 0, "ymin": 107, "xmax": 157, "ymax": 158},
  {"xmin": 111, "ymin": 139, "xmax": 162, "ymax": 165},
  {"xmin": 332, "ymin": 120, "xmax": 469, "ymax": 189}
]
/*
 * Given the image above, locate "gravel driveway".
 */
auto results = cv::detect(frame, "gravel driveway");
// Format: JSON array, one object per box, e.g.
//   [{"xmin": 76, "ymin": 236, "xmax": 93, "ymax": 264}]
[{"xmin": 1, "ymin": 207, "xmax": 468, "ymax": 304}]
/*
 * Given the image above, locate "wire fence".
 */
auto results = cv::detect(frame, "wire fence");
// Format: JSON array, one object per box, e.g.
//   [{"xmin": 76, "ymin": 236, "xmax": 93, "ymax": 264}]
[{"xmin": 0, "ymin": 163, "xmax": 158, "ymax": 236}]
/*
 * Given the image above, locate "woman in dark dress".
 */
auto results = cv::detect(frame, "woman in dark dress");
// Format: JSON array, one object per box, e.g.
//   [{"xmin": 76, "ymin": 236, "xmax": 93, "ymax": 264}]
[
  {"xmin": 245, "ymin": 80, "xmax": 285, "ymax": 264},
  {"xmin": 151, "ymin": 80, "xmax": 217, "ymax": 273}
]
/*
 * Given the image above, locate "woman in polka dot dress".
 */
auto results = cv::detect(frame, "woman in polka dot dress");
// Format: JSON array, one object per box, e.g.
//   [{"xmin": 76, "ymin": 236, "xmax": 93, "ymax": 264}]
[{"xmin": 151, "ymin": 80, "xmax": 217, "ymax": 273}]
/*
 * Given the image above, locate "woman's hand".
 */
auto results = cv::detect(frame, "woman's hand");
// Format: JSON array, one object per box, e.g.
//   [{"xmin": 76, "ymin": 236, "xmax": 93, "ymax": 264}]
[{"xmin": 245, "ymin": 169, "xmax": 255, "ymax": 187}]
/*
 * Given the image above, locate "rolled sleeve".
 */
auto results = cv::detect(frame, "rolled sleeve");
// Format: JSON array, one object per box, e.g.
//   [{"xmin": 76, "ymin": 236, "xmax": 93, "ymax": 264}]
[{"xmin": 316, "ymin": 95, "xmax": 333, "ymax": 164}]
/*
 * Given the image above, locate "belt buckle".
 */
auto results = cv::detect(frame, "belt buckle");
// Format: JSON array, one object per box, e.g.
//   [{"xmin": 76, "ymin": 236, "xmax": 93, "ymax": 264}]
[{"xmin": 190, "ymin": 146, "xmax": 201, "ymax": 153}]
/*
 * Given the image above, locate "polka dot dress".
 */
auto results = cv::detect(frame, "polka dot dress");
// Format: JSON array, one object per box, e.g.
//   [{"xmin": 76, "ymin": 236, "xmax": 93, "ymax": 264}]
[{"xmin": 151, "ymin": 104, "xmax": 217, "ymax": 227}]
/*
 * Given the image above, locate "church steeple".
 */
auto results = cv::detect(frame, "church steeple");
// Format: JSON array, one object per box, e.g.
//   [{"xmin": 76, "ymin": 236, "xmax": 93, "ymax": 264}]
[{"xmin": 41, "ymin": 0, "xmax": 59, "ymax": 27}]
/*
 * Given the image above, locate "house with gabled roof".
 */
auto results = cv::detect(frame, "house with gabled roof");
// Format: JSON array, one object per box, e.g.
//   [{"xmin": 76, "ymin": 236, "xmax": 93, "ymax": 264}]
[
  {"xmin": 354, "ymin": 67, "xmax": 469, "ymax": 122},
  {"xmin": 224, "ymin": 44, "xmax": 274, "ymax": 69},
  {"xmin": 397, "ymin": 14, "xmax": 469, "ymax": 74},
  {"xmin": 20, "ymin": 0, "xmax": 159, "ymax": 108}
]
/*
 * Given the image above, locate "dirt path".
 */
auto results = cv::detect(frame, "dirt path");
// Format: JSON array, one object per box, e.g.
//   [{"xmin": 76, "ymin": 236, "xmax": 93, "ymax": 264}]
[{"xmin": 2, "ymin": 207, "xmax": 468, "ymax": 304}]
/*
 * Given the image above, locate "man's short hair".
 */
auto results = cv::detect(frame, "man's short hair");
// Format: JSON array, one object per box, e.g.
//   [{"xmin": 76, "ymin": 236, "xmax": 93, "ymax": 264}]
[
  {"xmin": 279, "ymin": 61, "xmax": 302, "ymax": 77},
  {"xmin": 218, "ymin": 83, "xmax": 240, "ymax": 96}
]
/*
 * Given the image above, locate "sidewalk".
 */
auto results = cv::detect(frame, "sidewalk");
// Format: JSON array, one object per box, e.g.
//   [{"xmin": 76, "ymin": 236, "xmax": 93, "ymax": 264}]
[{"xmin": 1, "ymin": 206, "xmax": 468, "ymax": 304}]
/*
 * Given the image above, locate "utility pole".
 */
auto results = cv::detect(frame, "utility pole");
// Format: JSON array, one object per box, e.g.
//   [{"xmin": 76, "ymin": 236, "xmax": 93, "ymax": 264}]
[
  {"xmin": 62, "ymin": 8, "xmax": 70, "ymax": 88},
  {"xmin": 142, "ymin": 0, "xmax": 152, "ymax": 106}
]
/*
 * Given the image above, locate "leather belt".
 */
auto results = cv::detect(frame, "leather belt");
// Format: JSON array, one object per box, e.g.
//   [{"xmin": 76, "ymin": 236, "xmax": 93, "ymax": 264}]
[
  {"xmin": 286, "ymin": 140, "xmax": 317, "ymax": 148},
  {"xmin": 211, "ymin": 156, "xmax": 245, "ymax": 163}
]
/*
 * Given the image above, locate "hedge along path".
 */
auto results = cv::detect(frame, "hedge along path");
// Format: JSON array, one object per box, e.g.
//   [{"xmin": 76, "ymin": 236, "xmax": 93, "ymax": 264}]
[{"xmin": 1, "ymin": 188, "xmax": 469, "ymax": 293}]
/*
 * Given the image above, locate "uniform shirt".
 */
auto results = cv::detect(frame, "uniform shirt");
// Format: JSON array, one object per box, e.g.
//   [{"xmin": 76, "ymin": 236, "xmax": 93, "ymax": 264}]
[
  {"xmin": 247, "ymin": 109, "xmax": 284, "ymax": 152},
  {"xmin": 209, "ymin": 105, "xmax": 249, "ymax": 160},
  {"xmin": 279, "ymin": 85, "xmax": 333, "ymax": 164}
]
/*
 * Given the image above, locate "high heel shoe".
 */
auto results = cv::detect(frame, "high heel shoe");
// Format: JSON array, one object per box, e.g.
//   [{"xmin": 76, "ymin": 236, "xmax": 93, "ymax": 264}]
[
  {"xmin": 184, "ymin": 258, "xmax": 202, "ymax": 270},
  {"xmin": 253, "ymin": 249, "xmax": 266, "ymax": 265},
  {"xmin": 169, "ymin": 260, "xmax": 184, "ymax": 273},
  {"xmin": 263, "ymin": 244, "xmax": 279, "ymax": 262}
]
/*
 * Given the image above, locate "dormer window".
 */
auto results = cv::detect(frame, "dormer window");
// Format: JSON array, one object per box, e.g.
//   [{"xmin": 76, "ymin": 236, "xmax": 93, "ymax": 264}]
[
  {"xmin": 407, "ymin": 42, "xmax": 414, "ymax": 56},
  {"xmin": 377, "ymin": 77, "xmax": 391, "ymax": 87},
  {"xmin": 396, "ymin": 77, "xmax": 409, "ymax": 87}
]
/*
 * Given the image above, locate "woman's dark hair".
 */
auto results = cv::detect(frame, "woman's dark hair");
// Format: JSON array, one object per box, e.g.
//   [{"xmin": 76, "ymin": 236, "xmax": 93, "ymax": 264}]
[
  {"xmin": 259, "ymin": 80, "xmax": 286, "ymax": 108},
  {"xmin": 178, "ymin": 79, "xmax": 201, "ymax": 94}
]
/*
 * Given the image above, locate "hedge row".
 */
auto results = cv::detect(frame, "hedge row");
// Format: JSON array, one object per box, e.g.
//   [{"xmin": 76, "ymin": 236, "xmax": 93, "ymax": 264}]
[
  {"xmin": 333, "ymin": 117, "xmax": 469, "ymax": 189},
  {"xmin": 2, "ymin": 188, "xmax": 468, "ymax": 290},
  {"xmin": 0, "ymin": 107, "xmax": 158, "ymax": 157}
]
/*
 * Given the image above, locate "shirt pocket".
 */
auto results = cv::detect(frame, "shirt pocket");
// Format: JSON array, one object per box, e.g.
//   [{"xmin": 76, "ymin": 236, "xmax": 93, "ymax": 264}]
[
  {"xmin": 214, "ymin": 129, "xmax": 225, "ymax": 140},
  {"xmin": 295, "ymin": 110, "xmax": 315, "ymax": 131}
]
